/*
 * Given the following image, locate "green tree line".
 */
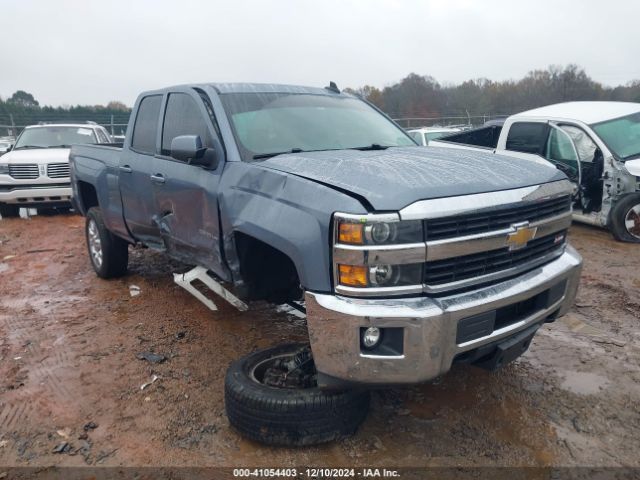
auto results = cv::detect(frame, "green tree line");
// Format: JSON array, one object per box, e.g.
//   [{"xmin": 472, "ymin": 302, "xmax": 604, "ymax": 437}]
[{"xmin": 0, "ymin": 91, "xmax": 131, "ymax": 128}]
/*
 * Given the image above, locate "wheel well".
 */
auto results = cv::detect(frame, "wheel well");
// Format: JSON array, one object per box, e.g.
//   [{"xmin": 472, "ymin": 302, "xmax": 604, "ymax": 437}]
[
  {"xmin": 234, "ymin": 232, "xmax": 302, "ymax": 304},
  {"xmin": 77, "ymin": 181, "xmax": 99, "ymax": 212}
]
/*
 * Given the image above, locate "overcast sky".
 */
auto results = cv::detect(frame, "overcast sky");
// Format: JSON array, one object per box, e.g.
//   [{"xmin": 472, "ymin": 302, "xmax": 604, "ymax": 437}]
[{"xmin": 1, "ymin": 0, "xmax": 638, "ymax": 107}]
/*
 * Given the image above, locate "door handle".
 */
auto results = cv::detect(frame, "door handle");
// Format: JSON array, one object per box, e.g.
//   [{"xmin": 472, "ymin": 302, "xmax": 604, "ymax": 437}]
[
  {"xmin": 119, "ymin": 165, "xmax": 132, "ymax": 173},
  {"xmin": 150, "ymin": 173, "xmax": 166, "ymax": 184}
]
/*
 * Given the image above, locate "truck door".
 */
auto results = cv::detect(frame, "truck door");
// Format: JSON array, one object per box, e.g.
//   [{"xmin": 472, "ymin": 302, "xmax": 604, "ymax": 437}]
[
  {"xmin": 151, "ymin": 89, "xmax": 226, "ymax": 276},
  {"xmin": 119, "ymin": 94, "xmax": 164, "ymax": 247},
  {"xmin": 546, "ymin": 124, "xmax": 603, "ymax": 212}
]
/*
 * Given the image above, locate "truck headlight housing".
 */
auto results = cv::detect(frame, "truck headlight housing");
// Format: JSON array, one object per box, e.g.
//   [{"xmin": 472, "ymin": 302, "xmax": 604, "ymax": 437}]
[
  {"xmin": 0, "ymin": 163, "xmax": 9, "ymax": 175},
  {"xmin": 336, "ymin": 216, "xmax": 422, "ymax": 245},
  {"xmin": 333, "ymin": 213, "xmax": 425, "ymax": 295}
]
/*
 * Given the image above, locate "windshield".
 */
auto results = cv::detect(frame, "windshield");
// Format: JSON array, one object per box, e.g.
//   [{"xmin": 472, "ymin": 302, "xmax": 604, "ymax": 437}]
[
  {"xmin": 591, "ymin": 112, "xmax": 640, "ymax": 160},
  {"xmin": 219, "ymin": 93, "xmax": 415, "ymax": 160},
  {"xmin": 14, "ymin": 126, "xmax": 97, "ymax": 149},
  {"xmin": 426, "ymin": 131, "xmax": 454, "ymax": 142}
]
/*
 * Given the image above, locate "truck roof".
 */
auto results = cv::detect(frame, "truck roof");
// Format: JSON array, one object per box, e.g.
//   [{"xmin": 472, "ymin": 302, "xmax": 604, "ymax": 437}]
[
  {"xmin": 210, "ymin": 82, "xmax": 341, "ymax": 96},
  {"xmin": 24, "ymin": 124, "xmax": 102, "ymax": 129},
  {"xmin": 514, "ymin": 101, "xmax": 640, "ymax": 124}
]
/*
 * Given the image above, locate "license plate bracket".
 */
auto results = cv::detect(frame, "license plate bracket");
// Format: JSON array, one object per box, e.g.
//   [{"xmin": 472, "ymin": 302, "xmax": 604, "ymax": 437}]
[{"xmin": 475, "ymin": 324, "xmax": 540, "ymax": 371}]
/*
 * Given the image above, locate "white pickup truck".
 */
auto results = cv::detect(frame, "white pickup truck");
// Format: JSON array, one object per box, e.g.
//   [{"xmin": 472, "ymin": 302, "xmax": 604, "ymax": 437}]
[
  {"xmin": 0, "ymin": 123, "xmax": 113, "ymax": 217},
  {"xmin": 431, "ymin": 102, "xmax": 640, "ymax": 242}
]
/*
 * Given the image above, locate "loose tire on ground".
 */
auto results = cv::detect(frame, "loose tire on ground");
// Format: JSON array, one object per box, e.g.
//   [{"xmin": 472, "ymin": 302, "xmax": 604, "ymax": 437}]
[
  {"xmin": 0, "ymin": 203, "xmax": 20, "ymax": 218},
  {"xmin": 85, "ymin": 207, "xmax": 129, "ymax": 278},
  {"xmin": 610, "ymin": 193, "xmax": 640, "ymax": 243},
  {"xmin": 225, "ymin": 343, "xmax": 370, "ymax": 446}
]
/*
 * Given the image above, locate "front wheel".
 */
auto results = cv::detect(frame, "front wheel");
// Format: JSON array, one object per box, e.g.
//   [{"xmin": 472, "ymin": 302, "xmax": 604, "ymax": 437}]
[
  {"xmin": 0, "ymin": 203, "xmax": 20, "ymax": 218},
  {"xmin": 610, "ymin": 194, "xmax": 640, "ymax": 243},
  {"xmin": 225, "ymin": 343, "xmax": 370, "ymax": 446},
  {"xmin": 85, "ymin": 207, "xmax": 129, "ymax": 278}
]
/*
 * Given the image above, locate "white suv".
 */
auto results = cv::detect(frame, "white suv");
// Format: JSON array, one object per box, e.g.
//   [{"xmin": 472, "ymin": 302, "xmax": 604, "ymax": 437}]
[
  {"xmin": 408, "ymin": 127, "xmax": 462, "ymax": 146},
  {"xmin": 0, "ymin": 123, "xmax": 112, "ymax": 217}
]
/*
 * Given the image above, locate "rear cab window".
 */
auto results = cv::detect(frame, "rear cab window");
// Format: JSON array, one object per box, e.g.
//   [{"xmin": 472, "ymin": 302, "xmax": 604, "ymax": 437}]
[
  {"xmin": 131, "ymin": 95, "xmax": 162, "ymax": 154},
  {"xmin": 505, "ymin": 122, "xmax": 549, "ymax": 155}
]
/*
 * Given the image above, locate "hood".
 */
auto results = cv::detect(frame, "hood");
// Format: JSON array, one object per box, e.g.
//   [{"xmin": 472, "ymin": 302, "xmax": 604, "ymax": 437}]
[
  {"xmin": 1, "ymin": 148, "xmax": 70, "ymax": 164},
  {"xmin": 259, "ymin": 146, "xmax": 566, "ymax": 211}
]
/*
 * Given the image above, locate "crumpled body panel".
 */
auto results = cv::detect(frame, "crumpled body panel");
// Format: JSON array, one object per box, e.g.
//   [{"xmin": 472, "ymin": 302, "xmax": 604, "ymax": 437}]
[{"xmin": 260, "ymin": 146, "xmax": 566, "ymax": 210}]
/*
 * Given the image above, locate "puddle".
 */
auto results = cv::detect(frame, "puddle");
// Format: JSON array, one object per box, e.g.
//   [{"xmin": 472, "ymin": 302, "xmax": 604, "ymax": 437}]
[{"xmin": 560, "ymin": 371, "xmax": 609, "ymax": 395}]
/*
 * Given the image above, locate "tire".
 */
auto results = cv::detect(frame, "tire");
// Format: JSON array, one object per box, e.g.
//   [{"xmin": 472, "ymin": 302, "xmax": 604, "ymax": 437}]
[
  {"xmin": 85, "ymin": 207, "xmax": 129, "ymax": 278},
  {"xmin": 38, "ymin": 207, "xmax": 58, "ymax": 216},
  {"xmin": 39, "ymin": 206, "xmax": 72, "ymax": 216},
  {"xmin": 0, "ymin": 203, "xmax": 20, "ymax": 218},
  {"xmin": 225, "ymin": 343, "xmax": 370, "ymax": 446},
  {"xmin": 610, "ymin": 194, "xmax": 640, "ymax": 243},
  {"xmin": 0, "ymin": 204, "xmax": 20, "ymax": 218}
]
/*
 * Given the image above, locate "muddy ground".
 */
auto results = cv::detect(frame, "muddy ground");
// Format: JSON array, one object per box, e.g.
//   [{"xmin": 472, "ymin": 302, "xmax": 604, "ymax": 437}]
[{"xmin": 0, "ymin": 213, "xmax": 639, "ymax": 471}]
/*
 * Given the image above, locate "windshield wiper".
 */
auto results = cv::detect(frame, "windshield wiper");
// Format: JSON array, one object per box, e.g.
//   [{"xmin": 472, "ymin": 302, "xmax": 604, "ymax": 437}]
[
  {"xmin": 47, "ymin": 145, "xmax": 71, "ymax": 149},
  {"xmin": 350, "ymin": 144, "xmax": 390, "ymax": 151},
  {"xmin": 253, "ymin": 148, "xmax": 304, "ymax": 160},
  {"xmin": 14, "ymin": 145, "xmax": 43, "ymax": 150}
]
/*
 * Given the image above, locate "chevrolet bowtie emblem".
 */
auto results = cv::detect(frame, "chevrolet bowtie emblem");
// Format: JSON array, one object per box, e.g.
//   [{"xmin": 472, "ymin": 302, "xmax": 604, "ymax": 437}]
[{"xmin": 506, "ymin": 222, "xmax": 537, "ymax": 250}]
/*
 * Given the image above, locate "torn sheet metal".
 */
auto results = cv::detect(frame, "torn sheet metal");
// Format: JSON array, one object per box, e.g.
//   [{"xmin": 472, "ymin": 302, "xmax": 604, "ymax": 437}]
[{"xmin": 173, "ymin": 266, "xmax": 248, "ymax": 312}]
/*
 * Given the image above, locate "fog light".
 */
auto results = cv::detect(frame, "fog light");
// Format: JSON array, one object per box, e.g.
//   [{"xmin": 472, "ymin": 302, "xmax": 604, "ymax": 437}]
[{"xmin": 362, "ymin": 327, "xmax": 381, "ymax": 349}]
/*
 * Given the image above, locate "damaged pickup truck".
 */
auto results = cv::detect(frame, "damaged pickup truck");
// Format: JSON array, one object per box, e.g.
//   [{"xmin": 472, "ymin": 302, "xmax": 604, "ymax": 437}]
[{"xmin": 70, "ymin": 82, "xmax": 582, "ymax": 446}]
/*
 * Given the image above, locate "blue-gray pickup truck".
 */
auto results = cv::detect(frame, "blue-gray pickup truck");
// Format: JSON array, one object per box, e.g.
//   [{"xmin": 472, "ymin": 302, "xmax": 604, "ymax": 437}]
[{"xmin": 69, "ymin": 82, "xmax": 582, "ymax": 446}]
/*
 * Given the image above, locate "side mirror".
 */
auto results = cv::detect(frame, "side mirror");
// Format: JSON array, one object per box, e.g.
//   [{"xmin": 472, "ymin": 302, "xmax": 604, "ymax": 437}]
[
  {"xmin": 170, "ymin": 135, "xmax": 219, "ymax": 169},
  {"xmin": 171, "ymin": 135, "xmax": 205, "ymax": 162}
]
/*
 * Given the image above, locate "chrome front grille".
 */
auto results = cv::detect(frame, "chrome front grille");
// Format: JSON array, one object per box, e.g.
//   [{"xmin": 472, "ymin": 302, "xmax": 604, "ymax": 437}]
[
  {"xmin": 424, "ymin": 230, "xmax": 567, "ymax": 288},
  {"xmin": 424, "ymin": 195, "xmax": 571, "ymax": 241},
  {"xmin": 47, "ymin": 163, "xmax": 70, "ymax": 178},
  {"xmin": 333, "ymin": 181, "xmax": 575, "ymax": 297},
  {"xmin": 9, "ymin": 164, "xmax": 39, "ymax": 179}
]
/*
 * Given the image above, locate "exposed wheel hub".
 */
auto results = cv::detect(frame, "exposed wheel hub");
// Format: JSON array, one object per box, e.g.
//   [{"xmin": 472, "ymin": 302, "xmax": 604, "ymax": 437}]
[
  {"xmin": 251, "ymin": 345, "xmax": 317, "ymax": 389},
  {"xmin": 625, "ymin": 203, "xmax": 640, "ymax": 239}
]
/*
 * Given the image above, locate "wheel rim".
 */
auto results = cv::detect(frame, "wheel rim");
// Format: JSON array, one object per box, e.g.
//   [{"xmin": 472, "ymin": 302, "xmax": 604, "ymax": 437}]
[
  {"xmin": 88, "ymin": 219, "xmax": 103, "ymax": 268},
  {"xmin": 624, "ymin": 203, "xmax": 640, "ymax": 240},
  {"xmin": 249, "ymin": 347, "xmax": 317, "ymax": 389}
]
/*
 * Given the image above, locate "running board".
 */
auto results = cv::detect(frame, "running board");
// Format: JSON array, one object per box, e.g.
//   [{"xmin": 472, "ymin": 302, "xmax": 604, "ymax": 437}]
[{"xmin": 173, "ymin": 266, "xmax": 248, "ymax": 312}]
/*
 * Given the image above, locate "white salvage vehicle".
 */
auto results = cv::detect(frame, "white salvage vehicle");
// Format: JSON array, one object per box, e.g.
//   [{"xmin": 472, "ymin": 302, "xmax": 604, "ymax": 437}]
[
  {"xmin": 431, "ymin": 102, "xmax": 640, "ymax": 242},
  {"xmin": 0, "ymin": 123, "xmax": 112, "ymax": 217}
]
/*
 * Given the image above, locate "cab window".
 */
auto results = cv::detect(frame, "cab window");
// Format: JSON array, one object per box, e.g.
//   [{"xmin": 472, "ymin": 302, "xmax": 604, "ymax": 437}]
[
  {"xmin": 131, "ymin": 95, "xmax": 162, "ymax": 154},
  {"xmin": 505, "ymin": 122, "xmax": 549, "ymax": 154},
  {"xmin": 161, "ymin": 93, "xmax": 213, "ymax": 157}
]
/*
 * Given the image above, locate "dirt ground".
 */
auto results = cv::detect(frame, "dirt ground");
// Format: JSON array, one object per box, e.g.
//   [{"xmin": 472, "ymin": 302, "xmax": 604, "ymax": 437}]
[{"xmin": 0, "ymin": 212, "xmax": 639, "ymax": 471}]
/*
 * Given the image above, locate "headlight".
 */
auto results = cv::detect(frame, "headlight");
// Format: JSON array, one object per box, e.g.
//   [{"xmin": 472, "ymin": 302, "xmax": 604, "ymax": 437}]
[
  {"xmin": 336, "ymin": 216, "xmax": 423, "ymax": 245},
  {"xmin": 0, "ymin": 163, "xmax": 9, "ymax": 175},
  {"xmin": 333, "ymin": 212, "xmax": 425, "ymax": 295}
]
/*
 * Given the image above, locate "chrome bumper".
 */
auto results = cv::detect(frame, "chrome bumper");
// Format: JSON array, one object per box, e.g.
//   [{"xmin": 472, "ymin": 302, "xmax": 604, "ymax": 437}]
[
  {"xmin": 0, "ymin": 185, "xmax": 72, "ymax": 204},
  {"xmin": 307, "ymin": 245, "xmax": 582, "ymax": 385}
]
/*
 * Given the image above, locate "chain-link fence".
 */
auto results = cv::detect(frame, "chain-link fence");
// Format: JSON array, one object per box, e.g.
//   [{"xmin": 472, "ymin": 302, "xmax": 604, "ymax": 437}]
[
  {"xmin": 392, "ymin": 114, "xmax": 509, "ymax": 129},
  {"xmin": 0, "ymin": 111, "xmax": 511, "ymax": 140},
  {"xmin": 0, "ymin": 113, "xmax": 131, "ymax": 139}
]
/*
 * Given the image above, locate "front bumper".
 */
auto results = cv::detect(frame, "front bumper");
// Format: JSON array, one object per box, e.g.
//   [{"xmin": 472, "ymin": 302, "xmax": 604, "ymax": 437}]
[
  {"xmin": 0, "ymin": 184, "xmax": 72, "ymax": 205},
  {"xmin": 306, "ymin": 245, "xmax": 582, "ymax": 385}
]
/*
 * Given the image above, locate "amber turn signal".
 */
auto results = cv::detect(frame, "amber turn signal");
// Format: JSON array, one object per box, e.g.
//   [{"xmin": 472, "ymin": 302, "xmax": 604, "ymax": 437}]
[
  {"xmin": 338, "ymin": 222, "xmax": 364, "ymax": 244},
  {"xmin": 338, "ymin": 264, "xmax": 368, "ymax": 287}
]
